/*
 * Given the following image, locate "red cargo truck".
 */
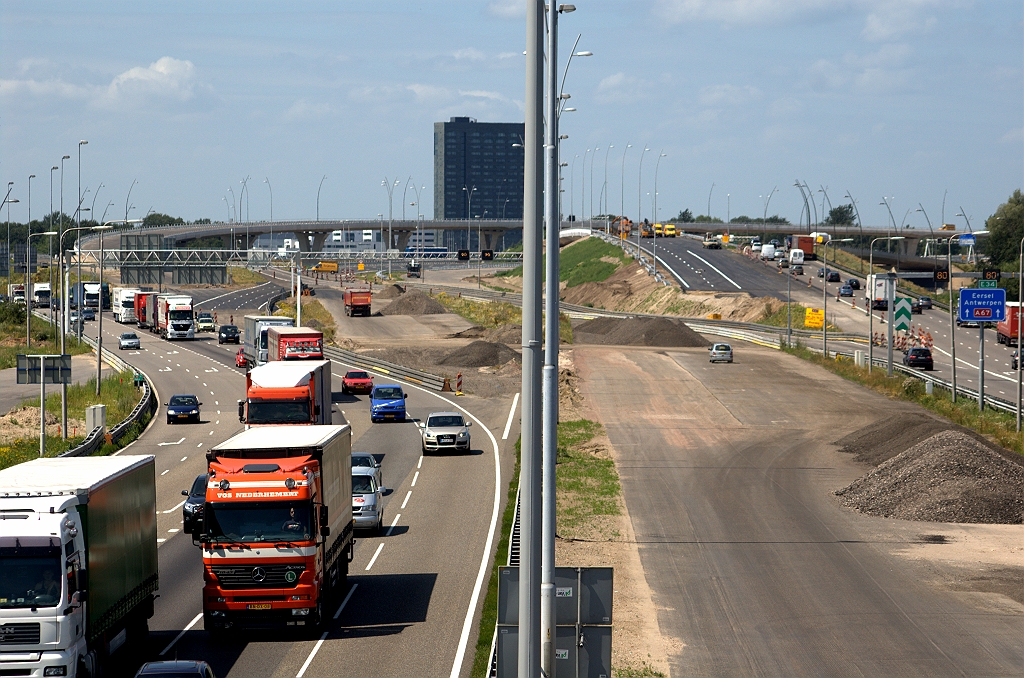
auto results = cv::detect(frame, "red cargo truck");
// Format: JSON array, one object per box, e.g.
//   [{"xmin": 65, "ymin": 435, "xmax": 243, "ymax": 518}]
[
  {"xmin": 268, "ymin": 326, "xmax": 324, "ymax": 361},
  {"xmin": 996, "ymin": 302, "xmax": 1021, "ymax": 346},
  {"xmin": 343, "ymin": 288, "xmax": 372, "ymax": 316},
  {"xmin": 134, "ymin": 291, "xmax": 153, "ymax": 328},
  {"xmin": 238, "ymin": 359, "xmax": 332, "ymax": 427},
  {"xmin": 786, "ymin": 235, "xmax": 817, "ymax": 260}
]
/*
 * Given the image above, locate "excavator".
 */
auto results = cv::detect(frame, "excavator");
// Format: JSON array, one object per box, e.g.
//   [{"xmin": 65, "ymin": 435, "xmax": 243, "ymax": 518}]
[{"xmin": 609, "ymin": 215, "xmax": 633, "ymax": 238}]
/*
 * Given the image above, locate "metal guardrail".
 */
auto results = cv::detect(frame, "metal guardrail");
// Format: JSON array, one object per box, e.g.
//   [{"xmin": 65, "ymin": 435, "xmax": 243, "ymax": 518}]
[
  {"xmin": 53, "ymin": 319, "xmax": 156, "ymax": 457},
  {"xmin": 322, "ymin": 346, "xmax": 446, "ymax": 391},
  {"xmin": 487, "ymin": 486, "xmax": 522, "ymax": 677}
]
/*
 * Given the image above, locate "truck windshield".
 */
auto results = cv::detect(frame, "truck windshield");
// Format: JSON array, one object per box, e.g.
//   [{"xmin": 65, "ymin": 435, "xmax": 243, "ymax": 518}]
[
  {"xmin": 247, "ymin": 401, "xmax": 311, "ymax": 424},
  {"xmin": 205, "ymin": 501, "xmax": 311, "ymax": 542},
  {"xmin": 169, "ymin": 310, "xmax": 193, "ymax": 321},
  {"xmin": 0, "ymin": 555, "xmax": 62, "ymax": 608}
]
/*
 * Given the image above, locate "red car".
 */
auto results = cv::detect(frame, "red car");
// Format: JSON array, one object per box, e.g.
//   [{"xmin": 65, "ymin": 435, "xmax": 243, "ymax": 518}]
[
  {"xmin": 342, "ymin": 370, "xmax": 374, "ymax": 394},
  {"xmin": 235, "ymin": 348, "xmax": 247, "ymax": 369}
]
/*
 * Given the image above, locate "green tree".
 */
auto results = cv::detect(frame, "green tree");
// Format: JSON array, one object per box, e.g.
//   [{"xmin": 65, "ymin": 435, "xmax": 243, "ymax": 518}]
[
  {"xmin": 671, "ymin": 209, "xmax": 694, "ymax": 223},
  {"xmin": 694, "ymin": 214, "xmax": 724, "ymax": 224},
  {"xmin": 983, "ymin": 189, "xmax": 1024, "ymax": 266},
  {"xmin": 730, "ymin": 215, "xmax": 753, "ymax": 223},
  {"xmin": 142, "ymin": 212, "xmax": 185, "ymax": 227},
  {"xmin": 765, "ymin": 215, "xmax": 790, "ymax": 225},
  {"xmin": 825, "ymin": 204, "xmax": 855, "ymax": 225}
]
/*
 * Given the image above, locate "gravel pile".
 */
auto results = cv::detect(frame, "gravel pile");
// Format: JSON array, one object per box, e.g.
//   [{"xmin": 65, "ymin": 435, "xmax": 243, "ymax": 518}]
[
  {"xmin": 375, "ymin": 284, "xmax": 405, "ymax": 299},
  {"xmin": 833, "ymin": 413, "xmax": 955, "ymax": 465},
  {"xmin": 439, "ymin": 340, "xmax": 520, "ymax": 367},
  {"xmin": 835, "ymin": 430, "xmax": 1024, "ymax": 524},
  {"xmin": 573, "ymin": 316, "xmax": 708, "ymax": 348},
  {"xmin": 485, "ymin": 324, "xmax": 522, "ymax": 344},
  {"xmin": 379, "ymin": 290, "xmax": 446, "ymax": 316},
  {"xmin": 452, "ymin": 325, "xmax": 487, "ymax": 338}
]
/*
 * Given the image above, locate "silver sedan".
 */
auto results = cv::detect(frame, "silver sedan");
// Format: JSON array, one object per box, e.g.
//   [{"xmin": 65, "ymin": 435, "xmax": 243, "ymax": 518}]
[
  {"xmin": 118, "ymin": 332, "xmax": 141, "ymax": 350},
  {"xmin": 419, "ymin": 411, "xmax": 472, "ymax": 454}
]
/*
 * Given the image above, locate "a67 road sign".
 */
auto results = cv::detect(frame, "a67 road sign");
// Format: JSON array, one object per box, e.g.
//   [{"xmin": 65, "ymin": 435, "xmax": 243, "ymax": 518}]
[{"xmin": 958, "ymin": 288, "xmax": 1006, "ymax": 322}]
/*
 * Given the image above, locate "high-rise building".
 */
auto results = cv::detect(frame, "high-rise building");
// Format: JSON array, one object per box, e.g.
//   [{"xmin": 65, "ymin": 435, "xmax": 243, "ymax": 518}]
[{"xmin": 434, "ymin": 117, "xmax": 525, "ymax": 222}]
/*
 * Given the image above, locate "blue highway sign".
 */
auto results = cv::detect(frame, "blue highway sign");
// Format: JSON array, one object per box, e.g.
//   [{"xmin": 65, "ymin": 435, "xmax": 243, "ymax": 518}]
[{"xmin": 958, "ymin": 288, "xmax": 1006, "ymax": 322}]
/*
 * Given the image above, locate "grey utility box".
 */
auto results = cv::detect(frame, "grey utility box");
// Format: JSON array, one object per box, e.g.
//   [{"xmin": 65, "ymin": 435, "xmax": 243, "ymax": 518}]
[
  {"xmin": 498, "ymin": 566, "xmax": 613, "ymax": 626},
  {"xmin": 579, "ymin": 625, "xmax": 613, "ymax": 678},
  {"xmin": 85, "ymin": 404, "xmax": 107, "ymax": 434}
]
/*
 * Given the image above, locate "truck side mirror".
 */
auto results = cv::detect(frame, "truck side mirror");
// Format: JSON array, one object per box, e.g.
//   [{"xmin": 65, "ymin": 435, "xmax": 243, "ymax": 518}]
[
  {"xmin": 237, "ymin": 400, "xmax": 245, "ymax": 422},
  {"xmin": 77, "ymin": 570, "xmax": 88, "ymax": 595},
  {"xmin": 320, "ymin": 525, "xmax": 330, "ymax": 538},
  {"xmin": 314, "ymin": 405, "xmax": 321, "ymax": 416}
]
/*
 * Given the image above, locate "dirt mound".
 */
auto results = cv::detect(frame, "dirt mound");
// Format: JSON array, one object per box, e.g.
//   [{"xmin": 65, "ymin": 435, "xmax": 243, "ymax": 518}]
[
  {"xmin": 485, "ymin": 324, "xmax": 522, "ymax": 344},
  {"xmin": 573, "ymin": 316, "xmax": 708, "ymax": 348},
  {"xmin": 440, "ymin": 340, "xmax": 520, "ymax": 367},
  {"xmin": 833, "ymin": 413, "xmax": 956, "ymax": 465},
  {"xmin": 379, "ymin": 290, "xmax": 446, "ymax": 316},
  {"xmin": 835, "ymin": 430, "xmax": 1024, "ymax": 524},
  {"xmin": 451, "ymin": 325, "xmax": 487, "ymax": 338},
  {"xmin": 375, "ymin": 284, "xmax": 405, "ymax": 299},
  {"xmin": 0, "ymin": 406, "xmax": 86, "ymax": 444}
]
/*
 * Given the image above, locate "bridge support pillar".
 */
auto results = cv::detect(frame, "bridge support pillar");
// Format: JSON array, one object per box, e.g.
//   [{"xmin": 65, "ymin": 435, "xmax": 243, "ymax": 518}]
[
  {"xmin": 395, "ymin": 230, "xmax": 412, "ymax": 252},
  {"xmin": 295, "ymin": 232, "xmax": 312, "ymax": 252},
  {"xmin": 898, "ymin": 236, "xmax": 921, "ymax": 257},
  {"xmin": 310, "ymin": 232, "xmax": 329, "ymax": 252}
]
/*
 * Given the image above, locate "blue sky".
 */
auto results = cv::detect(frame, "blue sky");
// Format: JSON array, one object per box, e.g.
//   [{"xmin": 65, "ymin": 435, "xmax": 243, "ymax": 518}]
[{"xmin": 1, "ymin": 1, "xmax": 1021, "ymax": 229}]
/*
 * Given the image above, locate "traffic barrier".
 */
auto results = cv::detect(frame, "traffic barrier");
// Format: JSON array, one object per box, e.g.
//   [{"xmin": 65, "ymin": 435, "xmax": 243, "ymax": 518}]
[
  {"xmin": 323, "ymin": 346, "xmax": 446, "ymax": 391},
  {"xmin": 456, "ymin": 372, "xmax": 463, "ymax": 395}
]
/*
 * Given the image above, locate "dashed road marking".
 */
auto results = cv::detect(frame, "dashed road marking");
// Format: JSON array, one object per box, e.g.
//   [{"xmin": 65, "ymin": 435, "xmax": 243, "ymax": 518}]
[
  {"xmin": 365, "ymin": 543, "xmax": 384, "ymax": 571},
  {"xmin": 401, "ymin": 490, "xmax": 412, "ymax": 509}
]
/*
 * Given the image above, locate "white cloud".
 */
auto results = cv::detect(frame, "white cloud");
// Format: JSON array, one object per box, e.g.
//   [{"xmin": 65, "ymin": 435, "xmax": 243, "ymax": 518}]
[
  {"xmin": 1001, "ymin": 128, "xmax": 1024, "ymax": 144},
  {"xmin": 283, "ymin": 98, "xmax": 331, "ymax": 120},
  {"xmin": 0, "ymin": 77, "xmax": 90, "ymax": 99},
  {"xmin": 407, "ymin": 84, "xmax": 450, "ymax": 101},
  {"xmin": 488, "ymin": 1, "xmax": 525, "ymax": 19},
  {"xmin": 104, "ymin": 57, "xmax": 200, "ymax": 103},
  {"xmin": 698, "ymin": 84, "xmax": 761, "ymax": 106},
  {"xmin": 862, "ymin": 2, "xmax": 938, "ymax": 41},
  {"xmin": 453, "ymin": 48, "xmax": 486, "ymax": 61},
  {"xmin": 460, "ymin": 89, "xmax": 509, "ymax": 102},
  {"xmin": 768, "ymin": 97, "xmax": 802, "ymax": 116},
  {"xmin": 809, "ymin": 43, "xmax": 915, "ymax": 93}
]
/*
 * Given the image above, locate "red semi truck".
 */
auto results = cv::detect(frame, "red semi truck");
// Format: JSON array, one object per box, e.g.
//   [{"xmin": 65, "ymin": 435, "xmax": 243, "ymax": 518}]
[
  {"xmin": 198, "ymin": 425, "xmax": 354, "ymax": 635},
  {"xmin": 134, "ymin": 291, "xmax": 153, "ymax": 328},
  {"xmin": 238, "ymin": 359, "xmax": 333, "ymax": 427},
  {"xmin": 268, "ymin": 326, "xmax": 324, "ymax": 361},
  {"xmin": 996, "ymin": 302, "xmax": 1022, "ymax": 346},
  {"xmin": 343, "ymin": 288, "xmax": 372, "ymax": 316},
  {"xmin": 785, "ymin": 235, "xmax": 817, "ymax": 260}
]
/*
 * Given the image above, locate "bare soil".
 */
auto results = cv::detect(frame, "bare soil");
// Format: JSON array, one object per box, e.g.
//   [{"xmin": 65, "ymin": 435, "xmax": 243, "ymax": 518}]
[
  {"xmin": 573, "ymin": 316, "xmax": 709, "ymax": 348},
  {"xmin": 354, "ymin": 344, "xmax": 522, "ymax": 399},
  {"xmin": 0, "ymin": 406, "xmax": 86, "ymax": 444},
  {"xmin": 438, "ymin": 340, "xmax": 519, "ymax": 368},
  {"xmin": 375, "ymin": 284, "xmax": 406, "ymax": 299},
  {"xmin": 378, "ymin": 289, "xmax": 446, "ymax": 316}
]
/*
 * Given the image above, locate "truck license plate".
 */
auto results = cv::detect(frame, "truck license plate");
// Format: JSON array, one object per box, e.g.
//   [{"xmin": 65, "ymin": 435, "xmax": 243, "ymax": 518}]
[{"xmin": 246, "ymin": 603, "xmax": 272, "ymax": 610}]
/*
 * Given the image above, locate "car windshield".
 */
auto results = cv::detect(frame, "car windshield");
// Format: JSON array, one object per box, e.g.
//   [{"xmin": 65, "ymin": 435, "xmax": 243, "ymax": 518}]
[
  {"xmin": 912, "ymin": 349, "xmax": 931, "ymax": 356},
  {"xmin": 205, "ymin": 501, "xmax": 311, "ymax": 542},
  {"xmin": 246, "ymin": 400, "xmax": 310, "ymax": 424},
  {"xmin": 221, "ymin": 325, "xmax": 237, "ymax": 333},
  {"xmin": 190, "ymin": 475, "xmax": 207, "ymax": 497},
  {"xmin": 352, "ymin": 475, "xmax": 377, "ymax": 494},
  {"xmin": 713, "ymin": 345, "xmax": 730, "ymax": 351},
  {"xmin": 198, "ymin": 313, "xmax": 212, "ymax": 320},
  {"xmin": 346, "ymin": 371, "xmax": 370, "ymax": 380},
  {"xmin": 121, "ymin": 333, "xmax": 137, "ymax": 339},
  {"xmin": 373, "ymin": 387, "xmax": 403, "ymax": 400},
  {"xmin": 352, "ymin": 454, "xmax": 375, "ymax": 468},
  {"xmin": 428, "ymin": 415, "xmax": 464, "ymax": 428},
  {"xmin": 169, "ymin": 396, "xmax": 198, "ymax": 406},
  {"xmin": 0, "ymin": 554, "xmax": 62, "ymax": 608}
]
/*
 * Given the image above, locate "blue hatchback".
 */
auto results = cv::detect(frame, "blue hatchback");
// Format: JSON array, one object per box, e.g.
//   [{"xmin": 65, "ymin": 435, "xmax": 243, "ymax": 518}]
[{"xmin": 369, "ymin": 384, "xmax": 407, "ymax": 423}]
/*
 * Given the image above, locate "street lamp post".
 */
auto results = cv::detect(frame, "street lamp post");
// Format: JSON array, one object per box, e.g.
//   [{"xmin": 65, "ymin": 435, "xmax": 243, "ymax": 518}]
[
  {"xmin": 382, "ymin": 178, "xmax": 400, "ymax": 275},
  {"xmin": 603, "ymin": 145, "xmax": 613, "ymax": 218},
  {"xmin": 264, "ymin": 178, "xmax": 273, "ymax": 252},
  {"xmin": 761, "ymin": 186, "xmax": 777, "ymax": 242},
  {"xmin": 3, "ymin": 190, "xmax": 18, "ymax": 291},
  {"xmin": 636, "ymin": 146, "xmax": 649, "ymax": 259},
  {"xmin": 867, "ymin": 237, "xmax": 904, "ymax": 373},
  {"xmin": 26, "ymin": 230, "xmax": 56, "ymax": 347},
  {"xmin": 462, "ymin": 185, "xmax": 477, "ymax": 250},
  {"xmin": 845, "ymin": 191, "xmax": 865, "ymax": 273},
  {"xmin": 652, "ymin": 151, "xmax": 666, "ymax": 274},
  {"xmin": 823, "ymin": 238, "xmax": 854, "ymax": 358},
  {"xmin": 588, "ymin": 147, "xmax": 599, "ymax": 225},
  {"xmin": 316, "ymin": 175, "xmax": 327, "ymax": 222},
  {"xmin": 619, "ymin": 142, "xmax": 631, "ymax": 225}
]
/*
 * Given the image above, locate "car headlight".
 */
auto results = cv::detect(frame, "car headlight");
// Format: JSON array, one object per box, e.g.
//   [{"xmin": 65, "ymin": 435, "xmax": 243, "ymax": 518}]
[
  {"xmin": 191, "ymin": 409, "xmax": 199, "ymax": 414},
  {"xmin": 458, "ymin": 431, "xmax": 468, "ymax": 438}
]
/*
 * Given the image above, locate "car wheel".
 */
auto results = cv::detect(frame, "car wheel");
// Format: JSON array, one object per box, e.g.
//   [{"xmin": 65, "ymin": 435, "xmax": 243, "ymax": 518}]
[
  {"xmin": 728, "ymin": 359, "xmax": 733, "ymax": 363},
  {"xmin": 167, "ymin": 417, "xmax": 173, "ymax": 425},
  {"xmin": 377, "ymin": 512, "xmax": 384, "ymax": 535}
]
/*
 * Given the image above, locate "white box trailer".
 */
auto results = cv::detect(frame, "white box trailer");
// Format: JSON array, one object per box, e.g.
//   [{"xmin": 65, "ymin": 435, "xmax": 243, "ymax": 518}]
[
  {"xmin": 112, "ymin": 287, "xmax": 142, "ymax": 323},
  {"xmin": 0, "ymin": 456, "xmax": 158, "ymax": 678}
]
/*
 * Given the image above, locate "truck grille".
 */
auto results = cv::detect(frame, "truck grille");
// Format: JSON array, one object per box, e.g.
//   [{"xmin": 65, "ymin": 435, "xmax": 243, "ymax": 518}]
[
  {"xmin": 0, "ymin": 623, "xmax": 40, "ymax": 645},
  {"xmin": 212, "ymin": 564, "xmax": 305, "ymax": 589}
]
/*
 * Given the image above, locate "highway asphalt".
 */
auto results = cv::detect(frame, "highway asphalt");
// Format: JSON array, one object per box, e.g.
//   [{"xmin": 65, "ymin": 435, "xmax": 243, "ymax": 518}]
[
  {"xmin": 574, "ymin": 344, "xmax": 1024, "ymax": 676},
  {"xmin": 78, "ymin": 313, "xmax": 517, "ymax": 678}
]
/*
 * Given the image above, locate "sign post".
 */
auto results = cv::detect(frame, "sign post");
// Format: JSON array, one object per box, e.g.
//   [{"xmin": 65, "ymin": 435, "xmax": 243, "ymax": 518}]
[
  {"xmin": 959, "ymin": 288, "xmax": 1007, "ymax": 411},
  {"xmin": 16, "ymin": 354, "xmax": 72, "ymax": 456}
]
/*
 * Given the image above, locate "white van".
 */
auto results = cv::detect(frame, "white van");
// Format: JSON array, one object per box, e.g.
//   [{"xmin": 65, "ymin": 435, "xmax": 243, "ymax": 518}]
[
  {"xmin": 789, "ymin": 248, "xmax": 805, "ymax": 265},
  {"xmin": 760, "ymin": 244, "xmax": 776, "ymax": 260}
]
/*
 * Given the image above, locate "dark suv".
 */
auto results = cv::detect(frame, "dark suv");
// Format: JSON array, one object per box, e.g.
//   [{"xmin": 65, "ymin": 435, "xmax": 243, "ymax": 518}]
[
  {"xmin": 217, "ymin": 324, "xmax": 240, "ymax": 344},
  {"xmin": 903, "ymin": 347, "xmax": 934, "ymax": 371},
  {"xmin": 181, "ymin": 474, "xmax": 207, "ymax": 535}
]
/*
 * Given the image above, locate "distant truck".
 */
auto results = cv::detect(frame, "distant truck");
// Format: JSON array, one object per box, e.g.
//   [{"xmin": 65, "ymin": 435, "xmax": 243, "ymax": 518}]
[
  {"xmin": 7, "ymin": 283, "xmax": 26, "ymax": 304},
  {"xmin": 32, "ymin": 282, "xmax": 51, "ymax": 307},
  {"xmin": 112, "ymin": 287, "xmax": 142, "ymax": 323},
  {"xmin": 343, "ymin": 288, "xmax": 372, "ymax": 317},
  {"xmin": 199, "ymin": 426, "xmax": 354, "ymax": 634},
  {"xmin": 243, "ymin": 314, "xmax": 295, "ymax": 368},
  {"xmin": 865, "ymin": 274, "xmax": 889, "ymax": 310},
  {"xmin": 156, "ymin": 294, "xmax": 196, "ymax": 340},
  {"xmin": 640, "ymin": 223, "xmax": 654, "ymax": 238},
  {"xmin": 662, "ymin": 223, "xmax": 677, "ymax": 237},
  {"xmin": 311, "ymin": 261, "xmax": 338, "ymax": 273},
  {"xmin": 0, "ymin": 456, "xmax": 158, "ymax": 678},
  {"xmin": 135, "ymin": 291, "xmax": 154, "ymax": 329},
  {"xmin": 406, "ymin": 260, "xmax": 422, "ymax": 278},
  {"xmin": 996, "ymin": 302, "xmax": 1022, "ymax": 346},
  {"xmin": 785, "ymin": 235, "xmax": 817, "ymax": 260},
  {"xmin": 268, "ymin": 326, "xmax": 324, "ymax": 361},
  {"xmin": 702, "ymin": 233, "xmax": 722, "ymax": 249},
  {"xmin": 239, "ymin": 358, "xmax": 333, "ymax": 427}
]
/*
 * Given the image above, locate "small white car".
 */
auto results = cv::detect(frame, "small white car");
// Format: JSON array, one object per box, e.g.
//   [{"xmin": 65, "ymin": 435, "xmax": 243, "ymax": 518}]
[
  {"xmin": 118, "ymin": 332, "xmax": 141, "ymax": 350},
  {"xmin": 708, "ymin": 343, "xmax": 733, "ymax": 363}
]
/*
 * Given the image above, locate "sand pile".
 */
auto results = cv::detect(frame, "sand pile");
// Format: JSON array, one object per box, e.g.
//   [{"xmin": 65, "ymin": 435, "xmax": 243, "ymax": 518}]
[
  {"xmin": 440, "ymin": 340, "xmax": 520, "ymax": 367},
  {"xmin": 833, "ymin": 413, "xmax": 955, "ymax": 465},
  {"xmin": 0, "ymin": 406, "xmax": 86, "ymax": 444},
  {"xmin": 835, "ymin": 430, "xmax": 1024, "ymax": 524},
  {"xmin": 379, "ymin": 290, "xmax": 446, "ymax": 316},
  {"xmin": 485, "ymin": 324, "xmax": 522, "ymax": 344},
  {"xmin": 375, "ymin": 284, "xmax": 405, "ymax": 300},
  {"xmin": 573, "ymin": 316, "xmax": 708, "ymax": 348},
  {"xmin": 451, "ymin": 325, "xmax": 487, "ymax": 338}
]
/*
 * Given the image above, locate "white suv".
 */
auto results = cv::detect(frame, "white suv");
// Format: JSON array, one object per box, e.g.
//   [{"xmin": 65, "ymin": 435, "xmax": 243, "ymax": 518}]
[{"xmin": 419, "ymin": 412, "xmax": 472, "ymax": 454}]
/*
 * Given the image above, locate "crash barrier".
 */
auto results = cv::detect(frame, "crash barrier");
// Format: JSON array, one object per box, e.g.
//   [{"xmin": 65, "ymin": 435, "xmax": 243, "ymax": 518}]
[
  {"xmin": 58, "ymin": 329, "xmax": 156, "ymax": 457},
  {"xmin": 322, "ymin": 345, "xmax": 446, "ymax": 391},
  {"xmin": 486, "ymin": 487, "xmax": 522, "ymax": 676}
]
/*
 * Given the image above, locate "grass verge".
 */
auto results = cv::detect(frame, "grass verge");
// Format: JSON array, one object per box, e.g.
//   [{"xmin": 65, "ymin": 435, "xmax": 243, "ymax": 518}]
[
  {"xmin": 757, "ymin": 302, "xmax": 842, "ymax": 332},
  {"xmin": 497, "ymin": 236, "xmax": 632, "ymax": 288},
  {"xmin": 273, "ymin": 298, "xmax": 337, "ymax": 344},
  {"xmin": 433, "ymin": 292, "xmax": 573, "ymax": 343},
  {"xmin": 228, "ymin": 266, "xmax": 268, "ymax": 285},
  {"xmin": 0, "ymin": 303, "xmax": 92, "ymax": 369},
  {"xmin": 784, "ymin": 343, "xmax": 1024, "ymax": 457},
  {"xmin": 0, "ymin": 371, "xmax": 151, "ymax": 470},
  {"xmin": 556, "ymin": 419, "xmax": 621, "ymax": 538}
]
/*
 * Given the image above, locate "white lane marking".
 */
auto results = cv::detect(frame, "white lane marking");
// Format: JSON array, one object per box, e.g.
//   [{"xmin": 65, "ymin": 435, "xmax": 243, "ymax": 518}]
[
  {"xmin": 502, "ymin": 392, "xmax": 520, "ymax": 440},
  {"xmin": 159, "ymin": 367, "xmax": 171, "ymax": 372},
  {"xmin": 216, "ymin": 420, "xmax": 220, "ymax": 425},
  {"xmin": 333, "ymin": 582, "xmax": 358, "ymax": 620},
  {"xmin": 365, "ymin": 543, "xmax": 384, "ymax": 571},
  {"xmin": 686, "ymin": 250, "xmax": 742, "ymax": 289},
  {"xmin": 401, "ymin": 491, "xmax": 412, "ymax": 509},
  {"xmin": 197, "ymin": 443, "xmax": 203, "ymax": 448},
  {"xmin": 157, "ymin": 538, "xmax": 166, "ymax": 543},
  {"xmin": 162, "ymin": 499, "xmax": 187, "ymax": 514},
  {"xmin": 297, "ymin": 634, "xmax": 329, "ymax": 678},
  {"xmin": 417, "ymin": 455, "xmax": 423, "ymax": 469},
  {"xmin": 160, "ymin": 470, "xmax": 169, "ymax": 476},
  {"xmin": 209, "ymin": 431, "xmax": 214, "ymax": 436},
  {"xmin": 181, "ymin": 456, "xmax": 188, "ymax": 462},
  {"xmin": 168, "ymin": 528, "xmax": 179, "ymax": 533},
  {"xmin": 385, "ymin": 513, "xmax": 401, "ymax": 537},
  {"xmin": 411, "ymin": 471, "xmax": 419, "ymax": 487},
  {"xmin": 159, "ymin": 612, "xmax": 203, "ymax": 656}
]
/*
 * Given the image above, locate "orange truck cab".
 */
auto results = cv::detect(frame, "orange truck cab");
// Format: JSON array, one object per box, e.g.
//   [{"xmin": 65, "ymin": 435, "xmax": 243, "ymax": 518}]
[
  {"xmin": 268, "ymin": 326, "xmax": 324, "ymax": 361},
  {"xmin": 198, "ymin": 426, "xmax": 353, "ymax": 635},
  {"xmin": 240, "ymin": 359, "xmax": 333, "ymax": 427}
]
